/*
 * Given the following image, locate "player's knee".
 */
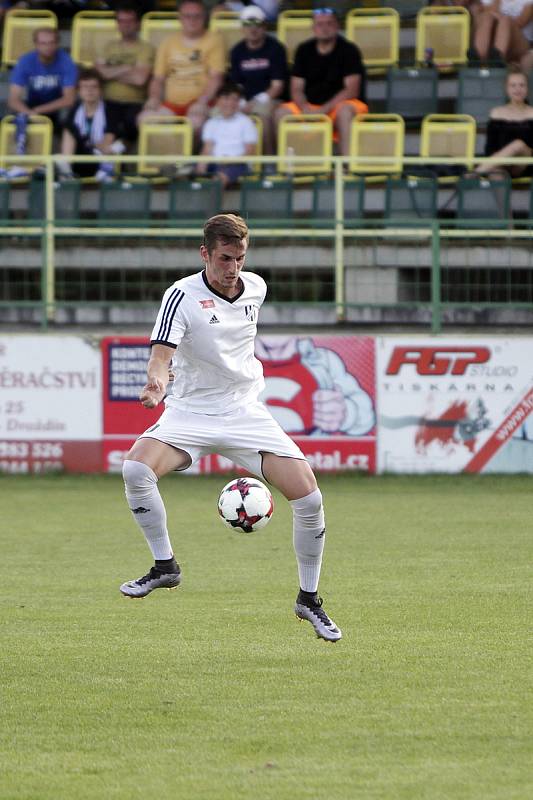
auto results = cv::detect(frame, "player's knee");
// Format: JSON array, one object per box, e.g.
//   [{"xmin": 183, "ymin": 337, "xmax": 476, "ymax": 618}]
[
  {"xmin": 122, "ymin": 459, "xmax": 158, "ymax": 492},
  {"xmin": 291, "ymin": 487, "xmax": 323, "ymax": 517}
]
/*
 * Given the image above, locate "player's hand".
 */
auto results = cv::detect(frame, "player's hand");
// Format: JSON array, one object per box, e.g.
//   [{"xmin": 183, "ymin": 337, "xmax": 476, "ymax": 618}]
[
  {"xmin": 140, "ymin": 377, "xmax": 166, "ymax": 408},
  {"xmin": 312, "ymin": 386, "xmax": 346, "ymax": 433}
]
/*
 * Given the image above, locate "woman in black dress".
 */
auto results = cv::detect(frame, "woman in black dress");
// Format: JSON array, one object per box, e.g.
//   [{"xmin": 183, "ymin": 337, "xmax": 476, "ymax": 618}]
[{"xmin": 477, "ymin": 66, "xmax": 533, "ymax": 175}]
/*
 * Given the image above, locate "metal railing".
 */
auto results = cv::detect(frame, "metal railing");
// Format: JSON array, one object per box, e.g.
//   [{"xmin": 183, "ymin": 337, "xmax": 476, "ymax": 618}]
[{"xmin": 1, "ymin": 153, "xmax": 532, "ymax": 332}]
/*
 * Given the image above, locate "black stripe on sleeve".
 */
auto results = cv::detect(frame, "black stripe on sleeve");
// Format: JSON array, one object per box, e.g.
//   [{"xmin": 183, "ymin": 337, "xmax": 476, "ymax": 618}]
[
  {"xmin": 151, "ymin": 340, "xmax": 177, "ymax": 349},
  {"xmin": 155, "ymin": 289, "xmax": 184, "ymax": 342}
]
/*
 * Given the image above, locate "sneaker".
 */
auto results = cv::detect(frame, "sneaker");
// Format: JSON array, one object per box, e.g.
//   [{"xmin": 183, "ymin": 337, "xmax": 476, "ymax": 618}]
[
  {"xmin": 94, "ymin": 167, "xmax": 115, "ymax": 183},
  {"xmin": 6, "ymin": 166, "xmax": 29, "ymax": 179},
  {"xmin": 294, "ymin": 591, "xmax": 342, "ymax": 642},
  {"xmin": 120, "ymin": 565, "xmax": 181, "ymax": 598}
]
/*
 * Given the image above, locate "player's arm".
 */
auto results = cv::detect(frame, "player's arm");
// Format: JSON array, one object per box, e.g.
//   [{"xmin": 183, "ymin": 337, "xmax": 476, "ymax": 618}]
[{"xmin": 140, "ymin": 343, "xmax": 174, "ymax": 408}]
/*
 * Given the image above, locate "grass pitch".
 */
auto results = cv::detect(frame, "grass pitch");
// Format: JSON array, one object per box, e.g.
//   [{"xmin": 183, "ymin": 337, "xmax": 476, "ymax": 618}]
[{"xmin": 1, "ymin": 473, "xmax": 531, "ymax": 800}]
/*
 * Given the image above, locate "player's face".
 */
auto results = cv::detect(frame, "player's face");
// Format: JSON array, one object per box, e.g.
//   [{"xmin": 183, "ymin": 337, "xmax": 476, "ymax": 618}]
[{"xmin": 201, "ymin": 239, "xmax": 248, "ymax": 297}]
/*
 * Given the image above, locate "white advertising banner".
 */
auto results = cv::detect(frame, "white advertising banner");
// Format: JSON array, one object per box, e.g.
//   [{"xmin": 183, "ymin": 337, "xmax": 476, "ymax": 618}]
[
  {"xmin": 377, "ymin": 337, "xmax": 533, "ymax": 474},
  {"xmin": 0, "ymin": 336, "xmax": 102, "ymax": 472}
]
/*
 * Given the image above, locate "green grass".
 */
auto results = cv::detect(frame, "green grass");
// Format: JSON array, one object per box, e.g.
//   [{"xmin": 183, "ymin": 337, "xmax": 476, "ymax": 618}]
[{"xmin": 1, "ymin": 473, "xmax": 531, "ymax": 800}]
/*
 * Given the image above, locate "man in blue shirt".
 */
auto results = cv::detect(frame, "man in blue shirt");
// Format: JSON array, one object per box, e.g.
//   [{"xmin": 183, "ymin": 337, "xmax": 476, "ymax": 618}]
[{"xmin": 8, "ymin": 27, "xmax": 78, "ymax": 121}]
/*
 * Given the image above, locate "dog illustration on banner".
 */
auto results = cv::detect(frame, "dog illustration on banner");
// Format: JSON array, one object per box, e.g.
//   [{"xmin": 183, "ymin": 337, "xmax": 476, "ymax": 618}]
[{"xmin": 256, "ymin": 337, "xmax": 375, "ymax": 436}]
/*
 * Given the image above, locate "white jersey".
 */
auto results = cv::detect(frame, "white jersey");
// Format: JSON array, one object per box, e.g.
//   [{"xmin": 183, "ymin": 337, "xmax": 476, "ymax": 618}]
[{"xmin": 150, "ymin": 269, "xmax": 267, "ymax": 415}]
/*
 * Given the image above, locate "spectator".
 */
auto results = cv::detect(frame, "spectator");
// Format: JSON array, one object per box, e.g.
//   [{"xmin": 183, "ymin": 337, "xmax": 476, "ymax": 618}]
[
  {"xmin": 8, "ymin": 27, "xmax": 77, "ymax": 124},
  {"xmin": 57, "ymin": 68, "xmax": 124, "ymax": 182},
  {"xmin": 275, "ymin": 7, "xmax": 367, "ymax": 157},
  {"xmin": 471, "ymin": 0, "xmax": 533, "ymax": 64},
  {"xmin": 476, "ymin": 66, "xmax": 533, "ymax": 176},
  {"xmin": 212, "ymin": 1, "xmax": 279, "ymax": 21},
  {"xmin": 94, "ymin": 2, "xmax": 154, "ymax": 141},
  {"xmin": 139, "ymin": 0, "xmax": 225, "ymax": 138},
  {"xmin": 230, "ymin": 5, "xmax": 287, "ymax": 154},
  {"xmin": 196, "ymin": 80, "xmax": 257, "ymax": 187}
]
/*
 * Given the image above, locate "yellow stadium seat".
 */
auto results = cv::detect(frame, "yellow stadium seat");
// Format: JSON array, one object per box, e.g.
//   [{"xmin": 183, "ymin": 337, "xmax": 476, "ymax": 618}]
[
  {"xmin": 2, "ymin": 9, "xmax": 57, "ymax": 68},
  {"xmin": 277, "ymin": 114, "xmax": 333, "ymax": 175},
  {"xmin": 70, "ymin": 11, "xmax": 118, "ymax": 68},
  {"xmin": 138, "ymin": 116, "xmax": 193, "ymax": 176},
  {"xmin": 209, "ymin": 11, "xmax": 242, "ymax": 64},
  {"xmin": 420, "ymin": 113, "xmax": 476, "ymax": 165},
  {"xmin": 0, "ymin": 114, "xmax": 52, "ymax": 173},
  {"xmin": 140, "ymin": 11, "xmax": 181, "ymax": 52},
  {"xmin": 416, "ymin": 6, "xmax": 470, "ymax": 69},
  {"xmin": 348, "ymin": 113, "xmax": 404, "ymax": 176},
  {"xmin": 345, "ymin": 9, "xmax": 399, "ymax": 74},
  {"xmin": 276, "ymin": 10, "xmax": 313, "ymax": 63}
]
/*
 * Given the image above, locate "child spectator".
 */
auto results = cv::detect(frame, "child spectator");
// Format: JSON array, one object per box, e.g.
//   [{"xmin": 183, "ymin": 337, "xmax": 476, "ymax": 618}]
[
  {"xmin": 57, "ymin": 69, "xmax": 124, "ymax": 182},
  {"xmin": 196, "ymin": 80, "xmax": 257, "ymax": 187}
]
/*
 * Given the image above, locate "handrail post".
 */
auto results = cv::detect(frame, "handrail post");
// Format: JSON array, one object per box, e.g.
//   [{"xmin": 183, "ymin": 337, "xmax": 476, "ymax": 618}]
[
  {"xmin": 44, "ymin": 156, "xmax": 55, "ymax": 324},
  {"xmin": 334, "ymin": 156, "xmax": 345, "ymax": 321},
  {"xmin": 431, "ymin": 219, "xmax": 441, "ymax": 333}
]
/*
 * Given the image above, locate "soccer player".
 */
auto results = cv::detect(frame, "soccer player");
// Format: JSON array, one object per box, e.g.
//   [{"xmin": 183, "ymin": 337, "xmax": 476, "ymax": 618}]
[{"xmin": 120, "ymin": 213, "xmax": 341, "ymax": 642}]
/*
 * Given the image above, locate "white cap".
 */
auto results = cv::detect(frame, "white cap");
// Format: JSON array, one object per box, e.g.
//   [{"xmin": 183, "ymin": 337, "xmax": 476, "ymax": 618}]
[{"xmin": 240, "ymin": 5, "xmax": 267, "ymax": 23}]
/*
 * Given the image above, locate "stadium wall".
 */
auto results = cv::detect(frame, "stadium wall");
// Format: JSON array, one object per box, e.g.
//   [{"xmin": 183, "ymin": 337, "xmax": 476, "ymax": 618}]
[{"xmin": 0, "ymin": 333, "xmax": 532, "ymax": 475}]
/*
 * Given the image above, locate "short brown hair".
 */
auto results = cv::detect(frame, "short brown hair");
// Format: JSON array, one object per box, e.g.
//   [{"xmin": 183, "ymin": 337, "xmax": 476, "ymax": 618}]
[
  {"xmin": 203, "ymin": 214, "xmax": 249, "ymax": 254},
  {"xmin": 78, "ymin": 68, "xmax": 104, "ymax": 88}
]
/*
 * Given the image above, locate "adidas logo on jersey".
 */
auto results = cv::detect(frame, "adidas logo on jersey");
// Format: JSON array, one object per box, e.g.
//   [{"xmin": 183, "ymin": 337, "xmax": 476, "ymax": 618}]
[{"xmin": 209, "ymin": 315, "xmax": 220, "ymax": 324}]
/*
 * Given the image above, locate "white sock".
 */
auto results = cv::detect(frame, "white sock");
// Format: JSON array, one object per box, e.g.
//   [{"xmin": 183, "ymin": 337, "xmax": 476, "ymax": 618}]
[
  {"xmin": 290, "ymin": 488, "xmax": 325, "ymax": 593},
  {"xmin": 122, "ymin": 459, "xmax": 173, "ymax": 561}
]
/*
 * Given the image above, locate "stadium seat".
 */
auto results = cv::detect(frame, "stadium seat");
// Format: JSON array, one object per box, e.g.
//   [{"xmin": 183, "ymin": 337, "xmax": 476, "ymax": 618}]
[
  {"xmin": 385, "ymin": 67, "xmax": 438, "ymax": 123},
  {"xmin": 344, "ymin": 9, "xmax": 400, "ymax": 74},
  {"xmin": 276, "ymin": 10, "xmax": 313, "ymax": 63},
  {"xmin": 456, "ymin": 67, "xmax": 507, "ymax": 126},
  {"xmin": 456, "ymin": 173, "xmax": 511, "ymax": 227},
  {"xmin": 138, "ymin": 116, "xmax": 193, "ymax": 177},
  {"xmin": 277, "ymin": 114, "xmax": 333, "ymax": 175},
  {"xmin": 209, "ymin": 11, "xmax": 242, "ymax": 65},
  {"xmin": 348, "ymin": 113, "xmax": 404, "ymax": 176},
  {"xmin": 416, "ymin": 6, "xmax": 469, "ymax": 70},
  {"xmin": 27, "ymin": 176, "xmax": 81, "ymax": 222},
  {"xmin": 0, "ymin": 179, "xmax": 9, "ymax": 219},
  {"xmin": 1, "ymin": 9, "xmax": 57, "ymax": 68},
  {"xmin": 420, "ymin": 114, "xmax": 476, "ymax": 176},
  {"xmin": 168, "ymin": 176, "xmax": 223, "ymax": 224},
  {"xmin": 384, "ymin": 175, "xmax": 438, "ymax": 220},
  {"xmin": 98, "ymin": 180, "xmax": 152, "ymax": 223},
  {"xmin": 311, "ymin": 175, "xmax": 365, "ymax": 227},
  {"xmin": 240, "ymin": 176, "xmax": 293, "ymax": 225},
  {"xmin": 71, "ymin": 11, "xmax": 117, "ymax": 68},
  {"xmin": 0, "ymin": 114, "xmax": 52, "ymax": 175},
  {"xmin": 140, "ymin": 11, "xmax": 181, "ymax": 52}
]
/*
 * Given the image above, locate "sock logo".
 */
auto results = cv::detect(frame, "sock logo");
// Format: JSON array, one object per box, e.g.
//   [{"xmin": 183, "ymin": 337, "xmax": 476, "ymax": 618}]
[
  {"xmin": 131, "ymin": 506, "xmax": 150, "ymax": 514},
  {"xmin": 315, "ymin": 528, "xmax": 326, "ymax": 539}
]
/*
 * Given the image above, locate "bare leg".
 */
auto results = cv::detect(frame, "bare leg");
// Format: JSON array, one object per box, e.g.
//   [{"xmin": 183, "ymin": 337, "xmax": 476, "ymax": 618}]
[
  {"xmin": 474, "ymin": 10, "xmax": 496, "ymax": 61},
  {"xmin": 476, "ymin": 138, "xmax": 532, "ymax": 175},
  {"xmin": 334, "ymin": 102, "xmax": 357, "ymax": 157}
]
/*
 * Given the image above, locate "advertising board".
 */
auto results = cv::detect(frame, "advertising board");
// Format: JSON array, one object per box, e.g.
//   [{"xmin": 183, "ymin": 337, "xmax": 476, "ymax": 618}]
[
  {"xmin": 0, "ymin": 335, "xmax": 102, "ymax": 473},
  {"xmin": 376, "ymin": 338, "xmax": 533, "ymax": 473}
]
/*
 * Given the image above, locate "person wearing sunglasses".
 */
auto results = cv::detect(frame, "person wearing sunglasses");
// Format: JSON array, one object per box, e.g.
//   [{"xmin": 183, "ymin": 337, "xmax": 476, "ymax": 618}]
[{"xmin": 276, "ymin": 7, "xmax": 368, "ymax": 157}]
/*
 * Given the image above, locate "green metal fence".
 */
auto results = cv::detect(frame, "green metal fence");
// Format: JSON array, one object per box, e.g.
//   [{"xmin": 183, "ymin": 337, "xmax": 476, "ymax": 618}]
[{"xmin": 1, "ymin": 154, "xmax": 532, "ymax": 332}]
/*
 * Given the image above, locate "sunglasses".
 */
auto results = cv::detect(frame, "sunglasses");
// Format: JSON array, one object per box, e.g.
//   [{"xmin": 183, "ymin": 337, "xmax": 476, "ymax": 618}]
[
  {"xmin": 313, "ymin": 7, "xmax": 336, "ymax": 16},
  {"xmin": 243, "ymin": 19, "xmax": 264, "ymax": 26}
]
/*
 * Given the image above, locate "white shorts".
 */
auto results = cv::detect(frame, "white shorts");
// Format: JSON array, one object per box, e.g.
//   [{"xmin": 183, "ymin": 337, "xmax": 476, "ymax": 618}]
[{"xmin": 139, "ymin": 400, "xmax": 306, "ymax": 478}]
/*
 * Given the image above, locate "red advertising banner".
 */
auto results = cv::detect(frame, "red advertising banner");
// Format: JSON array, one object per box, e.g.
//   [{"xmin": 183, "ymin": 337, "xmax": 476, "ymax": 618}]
[{"xmin": 102, "ymin": 335, "xmax": 376, "ymax": 474}]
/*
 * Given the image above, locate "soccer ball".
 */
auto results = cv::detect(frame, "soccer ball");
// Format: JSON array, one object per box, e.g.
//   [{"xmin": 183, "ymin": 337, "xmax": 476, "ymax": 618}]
[{"xmin": 217, "ymin": 477, "xmax": 274, "ymax": 533}]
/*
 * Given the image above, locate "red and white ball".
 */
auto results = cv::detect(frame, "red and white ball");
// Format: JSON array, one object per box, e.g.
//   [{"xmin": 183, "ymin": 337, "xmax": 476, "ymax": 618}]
[{"xmin": 217, "ymin": 477, "xmax": 274, "ymax": 533}]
